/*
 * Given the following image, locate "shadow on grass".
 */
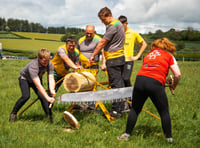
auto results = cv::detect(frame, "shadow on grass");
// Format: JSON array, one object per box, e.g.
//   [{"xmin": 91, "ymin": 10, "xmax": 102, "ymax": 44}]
[
  {"xmin": 133, "ymin": 125, "xmax": 162, "ymax": 137},
  {"xmin": 18, "ymin": 113, "xmax": 48, "ymax": 122}
]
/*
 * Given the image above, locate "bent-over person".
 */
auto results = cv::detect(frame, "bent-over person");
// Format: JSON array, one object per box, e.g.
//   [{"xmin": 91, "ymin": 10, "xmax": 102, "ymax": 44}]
[{"xmin": 9, "ymin": 48, "xmax": 56, "ymax": 123}]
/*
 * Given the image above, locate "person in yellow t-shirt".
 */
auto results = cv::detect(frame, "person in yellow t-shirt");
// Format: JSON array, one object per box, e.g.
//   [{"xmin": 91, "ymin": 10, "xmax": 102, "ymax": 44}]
[
  {"xmin": 118, "ymin": 15, "xmax": 147, "ymax": 87},
  {"xmin": 51, "ymin": 36, "xmax": 81, "ymax": 92}
]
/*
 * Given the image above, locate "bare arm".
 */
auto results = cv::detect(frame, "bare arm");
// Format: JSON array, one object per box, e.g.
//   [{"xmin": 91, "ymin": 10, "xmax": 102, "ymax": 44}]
[
  {"xmin": 129, "ymin": 40, "xmax": 147, "ymax": 61},
  {"xmin": 32, "ymin": 77, "xmax": 55, "ymax": 104},
  {"xmin": 48, "ymin": 74, "xmax": 56, "ymax": 97},
  {"xmin": 170, "ymin": 64, "xmax": 181, "ymax": 90},
  {"xmin": 61, "ymin": 56, "xmax": 80, "ymax": 69},
  {"xmin": 100, "ymin": 49, "xmax": 107, "ymax": 71},
  {"xmin": 89, "ymin": 38, "xmax": 109, "ymax": 63}
]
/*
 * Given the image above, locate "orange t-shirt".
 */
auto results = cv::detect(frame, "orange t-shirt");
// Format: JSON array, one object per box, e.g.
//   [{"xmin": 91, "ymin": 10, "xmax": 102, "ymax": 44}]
[{"xmin": 137, "ymin": 48, "xmax": 176, "ymax": 86}]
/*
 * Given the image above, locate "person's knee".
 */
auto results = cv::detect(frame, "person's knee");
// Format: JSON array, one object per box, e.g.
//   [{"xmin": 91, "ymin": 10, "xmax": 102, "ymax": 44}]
[{"xmin": 21, "ymin": 93, "xmax": 30, "ymax": 101}]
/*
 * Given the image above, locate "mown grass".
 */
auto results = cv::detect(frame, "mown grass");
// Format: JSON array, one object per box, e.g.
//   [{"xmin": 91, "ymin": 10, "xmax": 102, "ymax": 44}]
[
  {"xmin": 13, "ymin": 32, "xmax": 64, "ymax": 41},
  {"xmin": 0, "ymin": 31, "xmax": 65, "ymax": 56},
  {"xmin": 0, "ymin": 39, "xmax": 63, "ymax": 56},
  {"xmin": 0, "ymin": 60, "xmax": 199, "ymax": 148}
]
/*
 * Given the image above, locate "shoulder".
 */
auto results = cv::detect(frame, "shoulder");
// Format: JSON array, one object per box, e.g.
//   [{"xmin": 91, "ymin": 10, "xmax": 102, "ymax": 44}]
[
  {"xmin": 30, "ymin": 59, "xmax": 39, "ymax": 67},
  {"xmin": 127, "ymin": 27, "xmax": 139, "ymax": 35},
  {"xmin": 93, "ymin": 34, "xmax": 101, "ymax": 42},
  {"xmin": 78, "ymin": 36, "xmax": 86, "ymax": 45},
  {"xmin": 110, "ymin": 19, "xmax": 121, "ymax": 28},
  {"xmin": 27, "ymin": 59, "xmax": 39, "ymax": 71},
  {"xmin": 58, "ymin": 44, "xmax": 66, "ymax": 49},
  {"xmin": 74, "ymin": 48, "xmax": 80, "ymax": 55},
  {"xmin": 58, "ymin": 44, "xmax": 67, "ymax": 52}
]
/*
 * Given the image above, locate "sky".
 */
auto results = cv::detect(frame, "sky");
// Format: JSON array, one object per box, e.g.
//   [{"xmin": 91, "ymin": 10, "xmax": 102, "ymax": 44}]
[{"xmin": 0, "ymin": 0, "xmax": 200, "ymax": 34}]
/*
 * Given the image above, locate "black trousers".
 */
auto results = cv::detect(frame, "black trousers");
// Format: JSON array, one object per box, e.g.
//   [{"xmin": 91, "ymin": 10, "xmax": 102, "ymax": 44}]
[
  {"xmin": 126, "ymin": 75, "xmax": 172, "ymax": 138},
  {"xmin": 106, "ymin": 56, "xmax": 125, "ymax": 112},
  {"xmin": 122, "ymin": 61, "xmax": 134, "ymax": 87},
  {"xmin": 11, "ymin": 77, "xmax": 52, "ymax": 117}
]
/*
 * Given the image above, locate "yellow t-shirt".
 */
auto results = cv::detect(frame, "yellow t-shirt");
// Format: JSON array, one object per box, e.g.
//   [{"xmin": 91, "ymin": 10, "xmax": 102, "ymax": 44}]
[
  {"xmin": 124, "ymin": 27, "xmax": 144, "ymax": 61},
  {"xmin": 51, "ymin": 44, "xmax": 79, "ymax": 76}
]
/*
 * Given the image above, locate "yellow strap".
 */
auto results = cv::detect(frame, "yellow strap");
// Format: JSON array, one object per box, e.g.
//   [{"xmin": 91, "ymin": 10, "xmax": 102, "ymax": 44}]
[
  {"xmin": 79, "ymin": 52, "xmax": 98, "ymax": 68},
  {"xmin": 104, "ymin": 48, "xmax": 124, "ymax": 60}
]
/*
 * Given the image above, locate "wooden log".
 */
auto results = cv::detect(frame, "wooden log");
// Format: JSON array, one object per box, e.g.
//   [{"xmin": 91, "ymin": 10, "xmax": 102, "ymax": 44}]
[{"xmin": 63, "ymin": 72, "xmax": 96, "ymax": 92}]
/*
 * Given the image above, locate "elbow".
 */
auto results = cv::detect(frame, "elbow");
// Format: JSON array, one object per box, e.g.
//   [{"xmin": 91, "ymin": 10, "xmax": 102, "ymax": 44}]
[
  {"xmin": 144, "ymin": 41, "xmax": 147, "ymax": 48},
  {"xmin": 142, "ymin": 41, "xmax": 147, "ymax": 48}
]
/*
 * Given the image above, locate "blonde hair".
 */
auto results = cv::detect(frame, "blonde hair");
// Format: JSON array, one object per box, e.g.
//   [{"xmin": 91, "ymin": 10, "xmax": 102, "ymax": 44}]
[
  {"xmin": 151, "ymin": 38, "xmax": 176, "ymax": 55},
  {"xmin": 38, "ymin": 48, "xmax": 50, "ymax": 59}
]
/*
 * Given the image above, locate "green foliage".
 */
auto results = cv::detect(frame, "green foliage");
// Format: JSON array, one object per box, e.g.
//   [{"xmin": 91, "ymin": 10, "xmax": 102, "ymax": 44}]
[
  {"xmin": 0, "ymin": 60, "xmax": 200, "ymax": 147},
  {"xmin": 60, "ymin": 31, "xmax": 85, "ymax": 42},
  {"xmin": 176, "ymin": 41, "xmax": 185, "ymax": 50},
  {"xmin": 148, "ymin": 27, "xmax": 200, "ymax": 41}
]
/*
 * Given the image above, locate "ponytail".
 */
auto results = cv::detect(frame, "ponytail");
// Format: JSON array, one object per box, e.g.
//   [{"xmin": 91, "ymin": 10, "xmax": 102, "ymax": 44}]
[{"xmin": 151, "ymin": 38, "xmax": 176, "ymax": 55}]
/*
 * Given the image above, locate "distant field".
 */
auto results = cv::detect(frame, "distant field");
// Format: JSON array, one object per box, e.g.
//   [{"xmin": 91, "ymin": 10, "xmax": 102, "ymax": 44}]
[
  {"xmin": 184, "ymin": 41, "xmax": 200, "ymax": 50},
  {"xmin": 0, "ymin": 31, "xmax": 200, "ymax": 59},
  {"xmin": 0, "ymin": 39, "xmax": 63, "ymax": 51},
  {"xmin": 0, "ymin": 32, "xmax": 65, "ymax": 56},
  {"xmin": 13, "ymin": 32, "xmax": 64, "ymax": 41},
  {"xmin": 0, "ymin": 33, "xmax": 20, "ymax": 39}
]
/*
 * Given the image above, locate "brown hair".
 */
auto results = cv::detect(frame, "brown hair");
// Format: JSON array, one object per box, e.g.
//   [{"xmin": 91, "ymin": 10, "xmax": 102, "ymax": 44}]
[
  {"xmin": 38, "ymin": 48, "xmax": 50, "ymax": 59},
  {"xmin": 151, "ymin": 38, "xmax": 176, "ymax": 54},
  {"xmin": 98, "ymin": 7, "xmax": 112, "ymax": 18},
  {"xmin": 66, "ymin": 36, "xmax": 76, "ymax": 43}
]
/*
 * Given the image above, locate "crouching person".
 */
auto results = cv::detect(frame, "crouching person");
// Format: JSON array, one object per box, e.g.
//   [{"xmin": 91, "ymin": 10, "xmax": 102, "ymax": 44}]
[{"xmin": 9, "ymin": 48, "xmax": 56, "ymax": 123}]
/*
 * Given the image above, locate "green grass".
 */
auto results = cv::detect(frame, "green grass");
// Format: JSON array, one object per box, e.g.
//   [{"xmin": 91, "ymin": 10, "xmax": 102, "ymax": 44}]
[
  {"xmin": 0, "ymin": 33, "xmax": 20, "ymax": 39},
  {"xmin": 0, "ymin": 38, "xmax": 63, "ymax": 50},
  {"xmin": 0, "ymin": 31, "xmax": 65, "ymax": 56},
  {"xmin": 0, "ymin": 60, "xmax": 200, "ymax": 148},
  {"xmin": 0, "ymin": 39, "xmax": 64, "ymax": 56},
  {"xmin": 13, "ymin": 32, "xmax": 64, "ymax": 41}
]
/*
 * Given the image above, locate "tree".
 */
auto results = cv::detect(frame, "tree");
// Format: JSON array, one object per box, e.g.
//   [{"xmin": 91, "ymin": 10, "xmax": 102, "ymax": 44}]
[
  {"xmin": 151, "ymin": 29, "xmax": 164, "ymax": 39},
  {"xmin": 0, "ymin": 17, "xmax": 6, "ymax": 31}
]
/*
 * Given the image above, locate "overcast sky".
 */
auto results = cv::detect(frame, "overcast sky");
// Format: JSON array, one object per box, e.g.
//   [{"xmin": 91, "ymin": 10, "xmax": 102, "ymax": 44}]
[{"xmin": 1, "ymin": 0, "xmax": 200, "ymax": 34}]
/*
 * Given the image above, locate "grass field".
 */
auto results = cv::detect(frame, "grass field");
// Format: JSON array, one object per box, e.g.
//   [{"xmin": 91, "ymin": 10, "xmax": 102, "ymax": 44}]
[
  {"xmin": 0, "ymin": 60, "xmax": 199, "ymax": 148},
  {"xmin": 0, "ymin": 38, "xmax": 63, "ymax": 55},
  {"xmin": 13, "ymin": 32, "xmax": 64, "ymax": 41},
  {"xmin": 0, "ymin": 32, "xmax": 65, "ymax": 56}
]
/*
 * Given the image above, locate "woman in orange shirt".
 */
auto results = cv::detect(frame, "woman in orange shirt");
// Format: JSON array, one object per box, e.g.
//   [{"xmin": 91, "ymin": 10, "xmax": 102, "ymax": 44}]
[{"xmin": 118, "ymin": 38, "xmax": 181, "ymax": 142}]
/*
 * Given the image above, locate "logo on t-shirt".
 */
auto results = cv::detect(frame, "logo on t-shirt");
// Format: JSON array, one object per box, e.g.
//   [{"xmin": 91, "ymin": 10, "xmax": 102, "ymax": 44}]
[{"xmin": 147, "ymin": 50, "xmax": 161, "ymax": 59}]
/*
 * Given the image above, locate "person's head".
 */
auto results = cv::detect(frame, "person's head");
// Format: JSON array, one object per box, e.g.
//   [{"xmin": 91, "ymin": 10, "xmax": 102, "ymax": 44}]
[
  {"xmin": 66, "ymin": 36, "xmax": 76, "ymax": 53},
  {"xmin": 98, "ymin": 7, "xmax": 113, "ymax": 25},
  {"xmin": 151, "ymin": 38, "xmax": 176, "ymax": 54},
  {"xmin": 85, "ymin": 25, "xmax": 95, "ymax": 40},
  {"xmin": 118, "ymin": 15, "xmax": 128, "ymax": 31},
  {"xmin": 38, "ymin": 48, "xmax": 50, "ymax": 67}
]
